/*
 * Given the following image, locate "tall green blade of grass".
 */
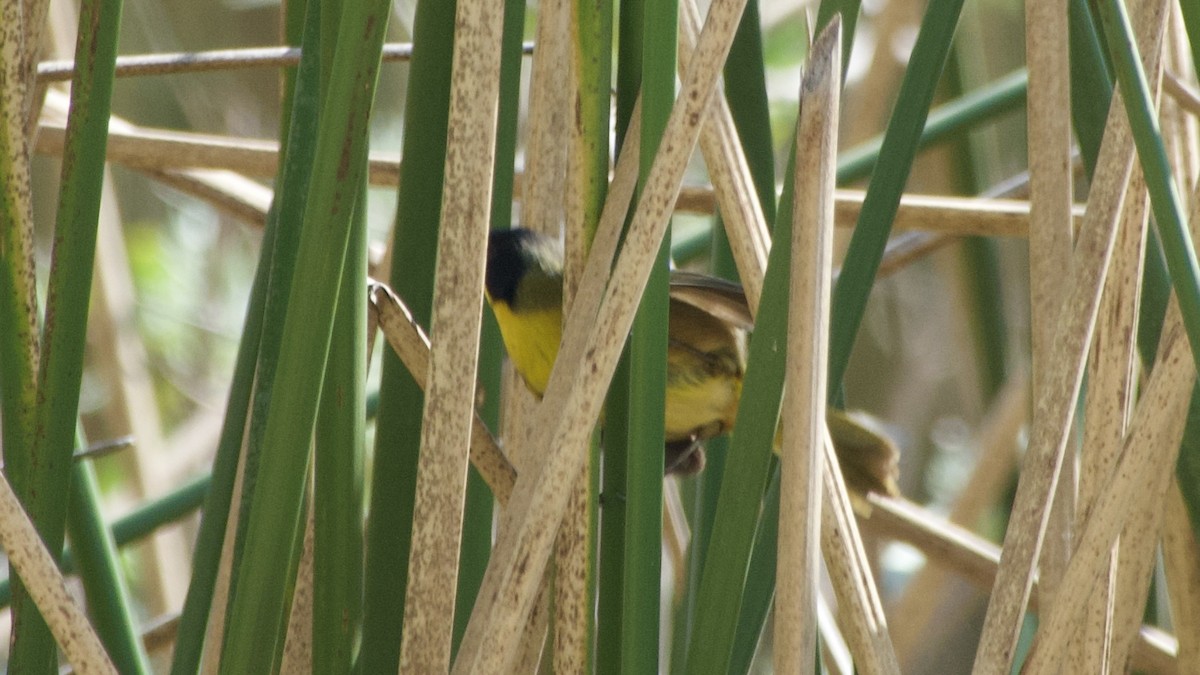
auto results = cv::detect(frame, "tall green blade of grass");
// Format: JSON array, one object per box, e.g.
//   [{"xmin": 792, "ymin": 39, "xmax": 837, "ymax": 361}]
[
  {"xmin": 168, "ymin": 83, "xmax": 292, "ymax": 675},
  {"xmin": 13, "ymin": 0, "xmax": 121, "ymax": 667},
  {"xmin": 729, "ymin": 463, "xmax": 780, "ymax": 673},
  {"xmin": 670, "ymin": 442, "xmax": 724, "ymax": 672},
  {"xmin": 67, "ymin": 456, "xmax": 151, "ymax": 674},
  {"xmin": 559, "ymin": 0, "xmax": 613, "ymax": 666},
  {"xmin": 360, "ymin": 0, "xmax": 455, "ymax": 670},
  {"xmin": 221, "ymin": 0, "xmax": 330, "ymax": 625},
  {"xmin": 597, "ymin": 0, "xmax": 644, "ymax": 666},
  {"xmin": 828, "ymin": 0, "xmax": 966, "ymax": 399},
  {"xmin": 597, "ymin": 353, "xmax": 630, "ymax": 674},
  {"xmin": 310, "ymin": 0, "xmax": 365, "ymax": 669},
  {"xmin": 218, "ymin": 0, "xmax": 390, "ymax": 667},
  {"xmin": 1068, "ymin": 0, "xmax": 1112, "ymax": 177},
  {"xmin": 670, "ymin": 2, "xmax": 771, "ymax": 665},
  {"xmin": 622, "ymin": 0, "xmax": 675, "ymax": 665},
  {"xmin": 683, "ymin": 148, "xmax": 798, "ymax": 675},
  {"xmin": 703, "ymin": 3, "xmax": 779, "ymax": 668},
  {"xmin": 213, "ymin": 0, "xmax": 334, "ymax": 653},
  {"xmin": 574, "ymin": 0, "xmax": 614, "ymax": 246},
  {"xmin": 168, "ymin": 5, "xmax": 319, "ymax": 669},
  {"xmin": 313, "ymin": 183, "xmax": 367, "ymax": 675},
  {"xmin": 453, "ymin": 0, "xmax": 525, "ymax": 656}
]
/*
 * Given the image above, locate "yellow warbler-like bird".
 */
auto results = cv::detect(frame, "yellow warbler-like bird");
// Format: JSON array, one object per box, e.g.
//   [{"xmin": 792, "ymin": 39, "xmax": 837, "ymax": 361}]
[{"xmin": 484, "ymin": 228, "xmax": 899, "ymax": 498}]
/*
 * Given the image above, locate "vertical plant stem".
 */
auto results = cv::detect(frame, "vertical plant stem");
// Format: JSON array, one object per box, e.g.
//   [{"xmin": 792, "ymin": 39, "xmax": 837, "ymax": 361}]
[
  {"xmin": 972, "ymin": 5, "xmax": 1169, "ymax": 671},
  {"xmin": 359, "ymin": 0, "xmax": 454, "ymax": 670},
  {"xmin": 16, "ymin": 0, "xmax": 121, "ymax": 667},
  {"xmin": 219, "ymin": 0, "xmax": 390, "ymax": 666},
  {"xmin": 561, "ymin": 0, "xmax": 611, "ymax": 669},
  {"xmin": 0, "ymin": 0, "xmax": 42, "ymax": 660},
  {"xmin": 596, "ymin": 0, "xmax": 642, "ymax": 666},
  {"xmin": 1025, "ymin": 0, "xmax": 1075, "ymax": 629},
  {"xmin": 218, "ymin": 0, "xmax": 328, "ymax": 647},
  {"xmin": 684, "ymin": 143, "xmax": 796, "ymax": 675},
  {"xmin": 168, "ymin": 6, "xmax": 315, "ymax": 671},
  {"xmin": 621, "ymin": 0, "xmax": 674, "ymax": 667},
  {"xmin": 775, "ymin": 19, "xmax": 840, "ymax": 673},
  {"xmin": 397, "ymin": 0, "xmax": 505, "ymax": 666},
  {"xmin": 0, "ymin": 0, "xmax": 39, "ymax": 507},
  {"xmin": 454, "ymin": 0, "xmax": 524, "ymax": 655},
  {"xmin": 68, "ymin": 457, "xmax": 152, "ymax": 675},
  {"xmin": 312, "ymin": 181, "xmax": 367, "ymax": 675},
  {"xmin": 827, "ymin": 0, "xmax": 966, "ymax": 398}
]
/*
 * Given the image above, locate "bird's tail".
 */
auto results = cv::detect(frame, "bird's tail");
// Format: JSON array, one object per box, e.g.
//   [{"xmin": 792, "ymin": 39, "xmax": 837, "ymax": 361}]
[{"xmin": 825, "ymin": 408, "xmax": 901, "ymax": 503}]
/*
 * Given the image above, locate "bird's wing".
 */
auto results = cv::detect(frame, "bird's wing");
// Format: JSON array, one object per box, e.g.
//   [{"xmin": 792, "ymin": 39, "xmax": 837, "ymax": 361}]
[{"xmin": 668, "ymin": 271, "xmax": 754, "ymax": 330}]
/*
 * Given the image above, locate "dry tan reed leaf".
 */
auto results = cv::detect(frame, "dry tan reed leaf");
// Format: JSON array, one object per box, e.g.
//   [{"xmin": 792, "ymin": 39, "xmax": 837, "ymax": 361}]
[
  {"xmin": 279, "ymin": 480, "xmax": 314, "ymax": 673},
  {"xmin": 513, "ymin": 572, "xmax": 552, "ymax": 673},
  {"xmin": 1163, "ymin": 480, "xmax": 1200, "ymax": 672},
  {"xmin": 450, "ymin": 0, "xmax": 751, "ymax": 668},
  {"xmin": 1092, "ymin": 171, "xmax": 1155, "ymax": 675},
  {"xmin": 520, "ymin": 2, "xmax": 569, "ymax": 239},
  {"xmin": 861, "ymin": 496, "xmax": 1178, "ymax": 673},
  {"xmin": 33, "ymin": 120, "xmax": 1083, "ymax": 239},
  {"xmin": 519, "ymin": 0, "xmax": 588, "ymax": 667},
  {"xmin": 1134, "ymin": 627, "xmax": 1181, "ymax": 675},
  {"xmin": 972, "ymin": 2, "xmax": 1171, "ymax": 669},
  {"xmin": 397, "ymin": 0, "xmax": 508, "ymax": 667},
  {"xmin": 775, "ymin": 19, "xmax": 840, "ymax": 674},
  {"xmin": 679, "ymin": 0, "xmax": 769, "ymax": 310},
  {"xmin": 820, "ymin": 431, "xmax": 901, "ymax": 675},
  {"xmin": 369, "ymin": 283, "xmax": 517, "ymax": 503},
  {"xmin": 33, "ymin": 42, "xmax": 472, "ymax": 82},
  {"xmin": 1025, "ymin": 0, "xmax": 1075, "ymax": 627},
  {"xmin": 1021, "ymin": 297, "xmax": 1194, "ymax": 674},
  {"xmin": 0, "ymin": 473, "xmax": 116, "ymax": 674},
  {"xmin": 1074, "ymin": 157, "xmax": 1150, "ymax": 675}
]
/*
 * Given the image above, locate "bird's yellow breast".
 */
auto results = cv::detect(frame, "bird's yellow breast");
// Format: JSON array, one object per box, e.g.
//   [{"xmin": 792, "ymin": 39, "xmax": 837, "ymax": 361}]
[{"xmin": 488, "ymin": 299, "xmax": 562, "ymax": 396}]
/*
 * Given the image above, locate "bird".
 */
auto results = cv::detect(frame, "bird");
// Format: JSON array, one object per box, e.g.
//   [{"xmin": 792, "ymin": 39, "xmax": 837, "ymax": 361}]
[{"xmin": 484, "ymin": 227, "xmax": 899, "ymax": 499}]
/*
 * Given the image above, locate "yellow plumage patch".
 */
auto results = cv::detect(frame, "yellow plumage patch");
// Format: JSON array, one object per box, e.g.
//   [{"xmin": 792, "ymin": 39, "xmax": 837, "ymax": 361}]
[{"xmin": 488, "ymin": 298, "xmax": 561, "ymax": 396}]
